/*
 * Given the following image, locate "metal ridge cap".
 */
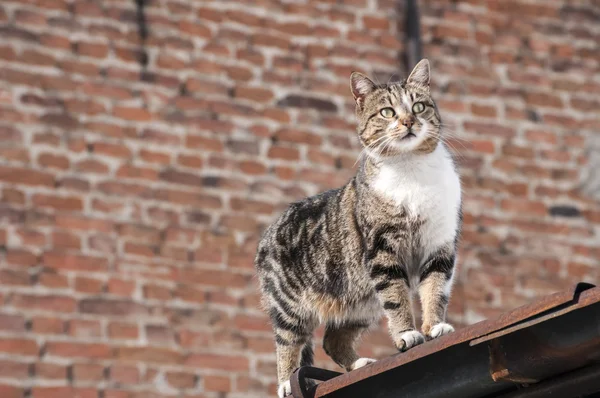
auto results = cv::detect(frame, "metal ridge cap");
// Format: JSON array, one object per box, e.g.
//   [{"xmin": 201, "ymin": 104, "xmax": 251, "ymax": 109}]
[{"xmin": 309, "ymin": 283, "xmax": 599, "ymax": 397}]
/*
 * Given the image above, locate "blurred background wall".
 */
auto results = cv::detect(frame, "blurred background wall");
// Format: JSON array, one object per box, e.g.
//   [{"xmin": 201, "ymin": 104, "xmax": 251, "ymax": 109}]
[{"xmin": 0, "ymin": 0, "xmax": 598, "ymax": 397}]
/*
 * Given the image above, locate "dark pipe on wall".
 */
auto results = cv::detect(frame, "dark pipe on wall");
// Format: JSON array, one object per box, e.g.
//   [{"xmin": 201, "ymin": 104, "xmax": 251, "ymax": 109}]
[
  {"xmin": 134, "ymin": 0, "xmax": 149, "ymax": 69},
  {"xmin": 405, "ymin": 0, "xmax": 423, "ymax": 70}
]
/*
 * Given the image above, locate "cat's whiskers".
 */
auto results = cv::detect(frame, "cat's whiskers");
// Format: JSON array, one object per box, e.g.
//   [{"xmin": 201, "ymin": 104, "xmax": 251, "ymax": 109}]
[
  {"xmin": 354, "ymin": 134, "xmax": 394, "ymax": 167},
  {"xmin": 422, "ymin": 131, "xmax": 465, "ymax": 160},
  {"xmin": 375, "ymin": 133, "xmax": 402, "ymax": 158}
]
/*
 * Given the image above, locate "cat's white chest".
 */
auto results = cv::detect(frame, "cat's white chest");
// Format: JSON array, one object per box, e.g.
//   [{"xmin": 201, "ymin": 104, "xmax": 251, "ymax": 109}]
[{"xmin": 372, "ymin": 146, "xmax": 461, "ymax": 261}]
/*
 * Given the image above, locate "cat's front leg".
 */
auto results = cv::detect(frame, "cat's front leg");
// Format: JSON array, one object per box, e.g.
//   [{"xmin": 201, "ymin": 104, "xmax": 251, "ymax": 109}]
[
  {"xmin": 418, "ymin": 246, "xmax": 456, "ymax": 339},
  {"xmin": 368, "ymin": 254, "xmax": 424, "ymax": 351}
]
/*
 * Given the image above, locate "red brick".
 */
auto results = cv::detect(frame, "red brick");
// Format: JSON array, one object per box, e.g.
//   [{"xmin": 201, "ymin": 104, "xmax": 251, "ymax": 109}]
[
  {"xmin": 235, "ymin": 86, "xmax": 274, "ymax": 102},
  {"xmin": 471, "ymin": 104, "xmax": 497, "ymax": 117},
  {"xmin": 124, "ymin": 242, "xmax": 156, "ymax": 257},
  {"xmin": 2, "ymin": 188, "xmax": 26, "ymax": 204},
  {"xmin": 79, "ymin": 298, "xmax": 147, "ymax": 316},
  {"xmin": 55, "ymin": 215, "xmax": 113, "ymax": 233},
  {"xmin": 165, "ymin": 371, "xmax": 197, "ymax": 389},
  {"xmin": 68, "ymin": 319, "xmax": 102, "ymax": 338},
  {"xmin": 107, "ymin": 278, "xmax": 136, "ymax": 297},
  {"xmin": 60, "ymin": 177, "xmax": 89, "ymax": 192},
  {"xmin": 12, "ymin": 294, "xmax": 76, "ymax": 312},
  {"xmin": 501, "ymin": 199, "xmax": 547, "ymax": 216},
  {"xmin": 0, "ymin": 385, "xmax": 23, "ymax": 398},
  {"xmin": 32, "ymin": 387, "xmax": 97, "ymax": 398},
  {"xmin": 502, "ymin": 144, "xmax": 535, "ymax": 159},
  {"xmin": 113, "ymin": 106, "xmax": 152, "ymax": 121},
  {"xmin": 35, "ymin": 363, "xmax": 68, "ymax": 379},
  {"xmin": 143, "ymin": 284, "xmax": 172, "ymax": 300},
  {"xmin": 156, "ymin": 53, "xmax": 187, "ymax": 69},
  {"xmin": 91, "ymin": 142, "xmax": 132, "ymax": 158},
  {"xmin": 174, "ymin": 285, "xmax": 206, "ymax": 304},
  {"xmin": 186, "ymin": 135, "xmax": 224, "ymax": 151},
  {"xmin": 0, "ymin": 166, "xmax": 54, "ymax": 186},
  {"xmin": 525, "ymin": 92, "xmax": 563, "ymax": 108},
  {"xmin": 116, "ymin": 165, "xmax": 158, "ymax": 180},
  {"xmin": 0, "ymin": 359, "xmax": 30, "ymax": 378},
  {"xmin": 267, "ymin": 145, "xmax": 300, "ymax": 160},
  {"xmin": 140, "ymin": 149, "xmax": 171, "ymax": 164},
  {"xmin": 46, "ymin": 342, "xmax": 111, "ymax": 359},
  {"xmin": 33, "ymin": 194, "xmax": 83, "ymax": 211},
  {"xmin": 43, "ymin": 252, "xmax": 108, "ymax": 272},
  {"xmin": 0, "ymin": 269, "xmax": 30, "ymax": 286},
  {"xmin": 246, "ymin": 336, "xmax": 275, "ymax": 353},
  {"xmin": 51, "ymin": 231, "xmax": 81, "ymax": 249},
  {"xmin": 0, "ymin": 313, "xmax": 25, "ymax": 332},
  {"xmin": 32, "ymin": 317, "xmax": 64, "ymax": 334},
  {"xmin": 37, "ymin": 152, "xmax": 70, "ymax": 169},
  {"xmin": 37, "ymin": 272, "xmax": 69, "ymax": 289},
  {"xmin": 463, "ymin": 122, "xmax": 516, "ymax": 137},
  {"xmin": 5, "ymin": 248, "xmax": 38, "ymax": 267},
  {"xmin": 230, "ymin": 198, "xmax": 274, "ymax": 214},
  {"xmin": 73, "ymin": 363, "xmax": 105, "ymax": 381},
  {"xmin": 275, "ymin": 128, "xmax": 322, "ymax": 145},
  {"xmin": 186, "ymin": 354, "xmax": 249, "ymax": 371},
  {"xmin": 110, "ymin": 364, "xmax": 139, "ymax": 385},
  {"xmin": 179, "ymin": 20, "xmax": 211, "ymax": 38},
  {"xmin": 116, "ymin": 346, "xmax": 183, "ymax": 364},
  {"xmin": 61, "ymin": 59, "xmax": 100, "ymax": 76},
  {"xmin": 238, "ymin": 160, "xmax": 267, "ymax": 175},
  {"xmin": 75, "ymin": 158, "xmax": 110, "ymax": 174},
  {"xmin": 177, "ymin": 154, "xmax": 203, "ymax": 168},
  {"xmin": 0, "ymin": 338, "xmax": 38, "ymax": 355},
  {"xmin": 234, "ymin": 314, "xmax": 271, "ymax": 332},
  {"xmin": 363, "ymin": 15, "xmax": 389, "ymax": 30},
  {"xmin": 108, "ymin": 322, "xmax": 139, "ymax": 340}
]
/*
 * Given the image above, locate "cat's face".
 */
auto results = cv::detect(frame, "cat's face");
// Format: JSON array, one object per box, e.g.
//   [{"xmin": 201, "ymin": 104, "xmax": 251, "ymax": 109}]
[{"xmin": 351, "ymin": 59, "xmax": 441, "ymax": 157}]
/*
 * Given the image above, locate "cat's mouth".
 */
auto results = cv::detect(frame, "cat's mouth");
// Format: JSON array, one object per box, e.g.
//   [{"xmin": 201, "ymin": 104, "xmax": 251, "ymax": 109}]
[{"xmin": 400, "ymin": 131, "xmax": 417, "ymax": 140}]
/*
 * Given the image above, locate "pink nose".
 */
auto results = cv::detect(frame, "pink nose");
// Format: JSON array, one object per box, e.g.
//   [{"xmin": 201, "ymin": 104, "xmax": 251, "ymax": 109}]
[{"xmin": 401, "ymin": 116, "xmax": 415, "ymax": 128}]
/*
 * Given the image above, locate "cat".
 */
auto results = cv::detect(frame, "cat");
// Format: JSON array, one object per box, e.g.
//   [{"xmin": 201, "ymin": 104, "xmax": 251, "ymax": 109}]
[{"xmin": 255, "ymin": 59, "xmax": 462, "ymax": 397}]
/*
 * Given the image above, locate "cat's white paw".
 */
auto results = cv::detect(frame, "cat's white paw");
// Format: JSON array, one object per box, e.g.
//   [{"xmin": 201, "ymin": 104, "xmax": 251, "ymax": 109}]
[
  {"xmin": 278, "ymin": 380, "xmax": 291, "ymax": 398},
  {"xmin": 350, "ymin": 357, "xmax": 376, "ymax": 371},
  {"xmin": 397, "ymin": 330, "xmax": 425, "ymax": 351},
  {"xmin": 429, "ymin": 322, "xmax": 455, "ymax": 339}
]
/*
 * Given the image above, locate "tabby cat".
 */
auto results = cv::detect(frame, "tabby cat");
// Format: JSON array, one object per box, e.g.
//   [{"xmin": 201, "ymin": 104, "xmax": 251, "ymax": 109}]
[{"xmin": 255, "ymin": 59, "xmax": 462, "ymax": 397}]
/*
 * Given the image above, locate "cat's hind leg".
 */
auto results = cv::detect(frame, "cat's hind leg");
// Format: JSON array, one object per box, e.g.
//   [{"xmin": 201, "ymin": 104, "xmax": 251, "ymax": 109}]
[
  {"xmin": 274, "ymin": 327, "xmax": 314, "ymax": 397},
  {"xmin": 270, "ymin": 306, "xmax": 316, "ymax": 398},
  {"xmin": 300, "ymin": 340, "xmax": 314, "ymax": 367},
  {"xmin": 323, "ymin": 321, "xmax": 375, "ymax": 372}
]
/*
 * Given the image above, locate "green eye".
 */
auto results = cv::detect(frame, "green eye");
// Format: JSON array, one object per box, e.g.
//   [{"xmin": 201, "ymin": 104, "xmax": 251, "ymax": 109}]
[
  {"xmin": 412, "ymin": 102, "xmax": 425, "ymax": 113},
  {"xmin": 380, "ymin": 108, "xmax": 395, "ymax": 118}
]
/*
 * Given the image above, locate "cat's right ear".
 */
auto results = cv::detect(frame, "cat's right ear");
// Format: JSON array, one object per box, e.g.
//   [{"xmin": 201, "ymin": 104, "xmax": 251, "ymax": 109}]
[{"xmin": 350, "ymin": 72, "xmax": 376, "ymax": 108}]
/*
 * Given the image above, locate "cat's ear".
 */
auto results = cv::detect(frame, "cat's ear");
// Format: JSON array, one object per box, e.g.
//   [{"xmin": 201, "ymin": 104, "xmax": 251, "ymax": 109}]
[
  {"xmin": 350, "ymin": 72, "xmax": 376, "ymax": 106},
  {"xmin": 407, "ymin": 59, "xmax": 430, "ymax": 87}
]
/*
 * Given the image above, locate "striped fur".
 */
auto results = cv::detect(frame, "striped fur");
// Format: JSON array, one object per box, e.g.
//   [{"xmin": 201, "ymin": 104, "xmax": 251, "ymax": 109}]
[{"xmin": 255, "ymin": 60, "xmax": 462, "ymax": 397}]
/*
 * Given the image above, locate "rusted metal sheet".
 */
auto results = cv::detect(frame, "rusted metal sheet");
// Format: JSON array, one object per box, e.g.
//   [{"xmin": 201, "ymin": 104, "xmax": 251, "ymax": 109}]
[
  {"xmin": 495, "ymin": 365, "xmax": 600, "ymax": 398},
  {"xmin": 290, "ymin": 283, "xmax": 600, "ymax": 398}
]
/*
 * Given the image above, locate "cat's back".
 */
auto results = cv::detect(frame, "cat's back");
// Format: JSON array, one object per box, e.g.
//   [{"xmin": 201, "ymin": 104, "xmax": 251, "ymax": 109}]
[{"xmin": 255, "ymin": 184, "xmax": 351, "ymax": 272}]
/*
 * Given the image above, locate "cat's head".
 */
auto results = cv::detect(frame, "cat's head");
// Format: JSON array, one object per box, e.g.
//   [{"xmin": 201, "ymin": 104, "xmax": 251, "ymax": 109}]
[{"xmin": 350, "ymin": 59, "xmax": 441, "ymax": 157}]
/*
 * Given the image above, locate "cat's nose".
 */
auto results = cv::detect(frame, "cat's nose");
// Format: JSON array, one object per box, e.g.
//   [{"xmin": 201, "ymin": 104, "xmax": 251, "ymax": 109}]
[{"xmin": 401, "ymin": 116, "xmax": 415, "ymax": 128}]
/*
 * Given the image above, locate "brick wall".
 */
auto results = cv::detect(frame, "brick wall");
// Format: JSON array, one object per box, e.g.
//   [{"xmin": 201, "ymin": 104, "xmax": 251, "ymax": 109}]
[{"xmin": 0, "ymin": 0, "xmax": 598, "ymax": 397}]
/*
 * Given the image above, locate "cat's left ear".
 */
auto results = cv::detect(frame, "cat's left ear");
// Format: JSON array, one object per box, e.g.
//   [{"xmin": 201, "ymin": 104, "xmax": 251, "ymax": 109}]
[
  {"xmin": 407, "ymin": 59, "xmax": 430, "ymax": 87},
  {"xmin": 350, "ymin": 72, "xmax": 376, "ymax": 107}
]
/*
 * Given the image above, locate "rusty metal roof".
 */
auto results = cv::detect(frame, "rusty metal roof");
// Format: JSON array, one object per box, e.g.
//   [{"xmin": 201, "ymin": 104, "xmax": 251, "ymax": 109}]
[{"xmin": 290, "ymin": 282, "xmax": 600, "ymax": 398}]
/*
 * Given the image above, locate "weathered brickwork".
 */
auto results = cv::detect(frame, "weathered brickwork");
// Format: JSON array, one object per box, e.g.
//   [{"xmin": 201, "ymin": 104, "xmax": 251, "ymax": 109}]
[{"xmin": 0, "ymin": 0, "xmax": 598, "ymax": 396}]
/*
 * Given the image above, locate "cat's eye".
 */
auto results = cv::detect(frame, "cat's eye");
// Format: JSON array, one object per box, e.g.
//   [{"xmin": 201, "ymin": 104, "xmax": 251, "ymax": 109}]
[
  {"xmin": 380, "ymin": 108, "xmax": 395, "ymax": 118},
  {"xmin": 412, "ymin": 102, "xmax": 425, "ymax": 113}
]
